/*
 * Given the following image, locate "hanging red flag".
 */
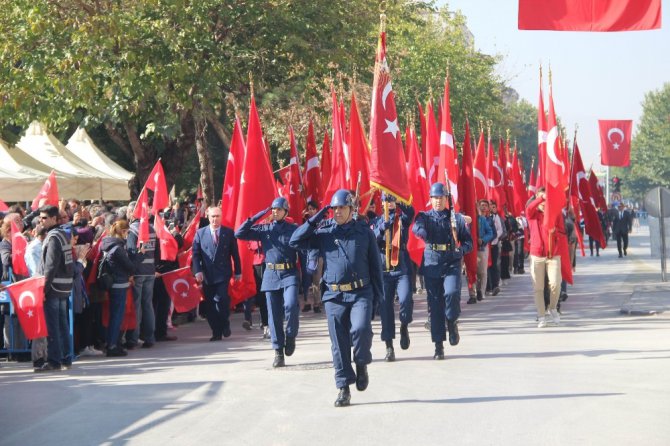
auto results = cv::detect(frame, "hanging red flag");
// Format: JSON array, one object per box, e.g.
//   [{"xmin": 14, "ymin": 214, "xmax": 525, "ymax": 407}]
[
  {"xmin": 180, "ymin": 214, "xmax": 199, "ymax": 252},
  {"xmin": 492, "ymin": 137, "xmax": 508, "ymax": 215},
  {"xmin": 424, "ymin": 102, "xmax": 440, "ymax": 186},
  {"xmin": 154, "ymin": 213, "xmax": 178, "ymax": 261},
  {"xmin": 473, "ymin": 129, "xmax": 488, "ymax": 202},
  {"xmin": 459, "ymin": 120, "xmax": 479, "ymax": 287},
  {"xmin": 161, "ymin": 266, "xmax": 203, "ymax": 313},
  {"xmin": 543, "ymin": 84, "xmax": 568, "ymax": 232},
  {"xmin": 5, "ymin": 276, "xmax": 48, "ymax": 339},
  {"xmin": 302, "ymin": 120, "xmax": 322, "ymax": 205},
  {"xmin": 323, "ymin": 89, "xmax": 348, "ymax": 207},
  {"xmin": 511, "ymin": 148, "xmax": 528, "ymax": 217},
  {"xmin": 369, "ymin": 27, "xmax": 411, "ymax": 203},
  {"xmin": 349, "ymin": 93, "xmax": 373, "ymax": 212},
  {"xmin": 588, "ymin": 169, "xmax": 608, "ymax": 212},
  {"xmin": 0, "ymin": 199, "xmax": 9, "ymax": 212},
  {"xmin": 231, "ymin": 96, "xmax": 277, "ymax": 306},
  {"xmin": 31, "ymin": 170, "xmax": 59, "ymax": 211},
  {"xmin": 437, "ymin": 76, "xmax": 459, "ymax": 209},
  {"xmin": 177, "ymin": 248, "xmax": 193, "ymax": 269},
  {"xmin": 287, "ymin": 127, "xmax": 306, "ymax": 222},
  {"xmin": 519, "ymin": 0, "xmax": 661, "ymax": 32},
  {"xmin": 572, "ymin": 144, "xmax": 607, "ymax": 249},
  {"xmin": 134, "ymin": 187, "xmax": 151, "ymax": 247},
  {"xmin": 320, "ymin": 133, "xmax": 331, "ymax": 204},
  {"xmin": 10, "ymin": 221, "xmax": 29, "ymax": 277},
  {"xmin": 221, "ymin": 117, "xmax": 245, "ymax": 228},
  {"xmin": 142, "ymin": 160, "xmax": 169, "ymax": 214},
  {"xmin": 598, "ymin": 119, "xmax": 633, "ymax": 167},
  {"xmin": 406, "ymin": 126, "xmax": 429, "ymax": 266}
]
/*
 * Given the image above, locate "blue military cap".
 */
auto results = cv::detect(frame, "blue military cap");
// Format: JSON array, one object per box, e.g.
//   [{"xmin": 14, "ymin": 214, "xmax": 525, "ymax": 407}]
[
  {"xmin": 271, "ymin": 197, "xmax": 289, "ymax": 211},
  {"xmin": 381, "ymin": 192, "xmax": 397, "ymax": 202},
  {"xmin": 330, "ymin": 189, "xmax": 354, "ymax": 207},
  {"xmin": 429, "ymin": 182, "xmax": 446, "ymax": 198}
]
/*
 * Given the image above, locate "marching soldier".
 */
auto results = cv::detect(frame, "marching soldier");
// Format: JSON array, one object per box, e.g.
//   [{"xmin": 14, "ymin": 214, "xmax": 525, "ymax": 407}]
[
  {"xmin": 412, "ymin": 183, "xmax": 473, "ymax": 360},
  {"xmin": 371, "ymin": 192, "xmax": 415, "ymax": 361},
  {"xmin": 235, "ymin": 197, "xmax": 300, "ymax": 368},
  {"xmin": 290, "ymin": 189, "xmax": 384, "ymax": 407}
]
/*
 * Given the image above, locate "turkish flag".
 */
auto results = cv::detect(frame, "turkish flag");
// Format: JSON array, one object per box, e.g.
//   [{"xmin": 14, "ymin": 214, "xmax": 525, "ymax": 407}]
[
  {"xmin": 437, "ymin": 77, "xmax": 459, "ymax": 209},
  {"xmin": 5, "ymin": 276, "xmax": 48, "ymax": 340},
  {"xmin": 588, "ymin": 169, "xmax": 608, "ymax": 212},
  {"xmin": 406, "ymin": 126, "xmax": 429, "ymax": 266},
  {"xmin": 161, "ymin": 267, "xmax": 203, "ymax": 313},
  {"xmin": 139, "ymin": 160, "xmax": 169, "ymax": 214},
  {"xmin": 11, "ymin": 221, "xmax": 29, "ymax": 277},
  {"xmin": 536, "ymin": 77, "xmax": 547, "ymax": 189},
  {"xmin": 0, "ymin": 199, "xmax": 9, "ymax": 212},
  {"xmin": 424, "ymin": 102, "xmax": 440, "ymax": 186},
  {"xmin": 221, "ymin": 117, "xmax": 245, "ymax": 228},
  {"xmin": 231, "ymin": 96, "xmax": 277, "ymax": 306},
  {"xmin": 134, "ymin": 186, "xmax": 151, "ymax": 247},
  {"xmin": 349, "ymin": 93, "xmax": 373, "ymax": 211},
  {"xmin": 154, "ymin": 213, "xmax": 178, "ymax": 261},
  {"xmin": 319, "ymin": 132, "xmax": 331, "ymax": 205},
  {"xmin": 492, "ymin": 138, "xmax": 508, "ymax": 215},
  {"xmin": 599, "ymin": 119, "xmax": 633, "ymax": 167},
  {"xmin": 511, "ymin": 148, "xmax": 528, "ymax": 218},
  {"xmin": 177, "ymin": 248, "xmax": 193, "ymax": 269},
  {"xmin": 287, "ymin": 126, "xmax": 305, "ymax": 222},
  {"xmin": 543, "ymin": 87, "xmax": 568, "ymax": 233},
  {"xmin": 302, "ymin": 120, "xmax": 322, "ymax": 205},
  {"xmin": 572, "ymin": 145, "xmax": 607, "ymax": 249},
  {"xmin": 180, "ymin": 214, "xmax": 199, "ymax": 252},
  {"xmin": 31, "ymin": 170, "xmax": 59, "ymax": 211},
  {"xmin": 473, "ymin": 129, "xmax": 488, "ymax": 202},
  {"xmin": 323, "ymin": 89, "xmax": 348, "ymax": 207},
  {"xmin": 519, "ymin": 0, "xmax": 661, "ymax": 32},
  {"xmin": 459, "ymin": 120, "xmax": 479, "ymax": 287},
  {"xmin": 369, "ymin": 30, "xmax": 411, "ymax": 203}
]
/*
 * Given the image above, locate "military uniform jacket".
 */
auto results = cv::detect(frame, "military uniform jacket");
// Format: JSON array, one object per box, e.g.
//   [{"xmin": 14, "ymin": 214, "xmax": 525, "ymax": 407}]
[
  {"xmin": 371, "ymin": 205, "xmax": 415, "ymax": 277},
  {"xmin": 40, "ymin": 226, "xmax": 75, "ymax": 298},
  {"xmin": 412, "ymin": 209, "xmax": 473, "ymax": 278},
  {"xmin": 127, "ymin": 220, "xmax": 157, "ymax": 277},
  {"xmin": 235, "ymin": 219, "xmax": 299, "ymax": 291},
  {"xmin": 289, "ymin": 218, "xmax": 384, "ymax": 303},
  {"xmin": 192, "ymin": 225, "xmax": 241, "ymax": 285}
]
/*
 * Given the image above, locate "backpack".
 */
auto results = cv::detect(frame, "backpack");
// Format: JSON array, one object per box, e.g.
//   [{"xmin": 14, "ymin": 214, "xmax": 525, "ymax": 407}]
[{"xmin": 96, "ymin": 245, "xmax": 119, "ymax": 291}]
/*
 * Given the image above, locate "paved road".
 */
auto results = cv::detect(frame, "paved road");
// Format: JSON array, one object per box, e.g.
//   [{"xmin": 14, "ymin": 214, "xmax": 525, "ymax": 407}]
[{"xmin": 1, "ymin": 227, "xmax": 668, "ymax": 446}]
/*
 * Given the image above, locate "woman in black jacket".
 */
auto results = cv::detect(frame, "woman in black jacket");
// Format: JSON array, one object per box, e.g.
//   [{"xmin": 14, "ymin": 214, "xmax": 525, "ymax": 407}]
[{"xmin": 101, "ymin": 220, "xmax": 135, "ymax": 357}]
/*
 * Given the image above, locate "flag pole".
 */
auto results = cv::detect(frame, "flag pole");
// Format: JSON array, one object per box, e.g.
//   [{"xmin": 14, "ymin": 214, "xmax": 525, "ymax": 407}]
[{"xmin": 567, "ymin": 125, "xmax": 578, "ymax": 200}]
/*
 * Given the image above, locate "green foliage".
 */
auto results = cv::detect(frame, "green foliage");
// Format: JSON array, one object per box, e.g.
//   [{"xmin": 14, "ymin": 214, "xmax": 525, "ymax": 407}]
[{"xmin": 613, "ymin": 82, "xmax": 670, "ymax": 200}]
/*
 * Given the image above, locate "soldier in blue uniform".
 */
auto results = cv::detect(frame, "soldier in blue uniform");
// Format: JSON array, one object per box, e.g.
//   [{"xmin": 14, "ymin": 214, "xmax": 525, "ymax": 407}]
[
  {"xmin": 412, "ymin": 182, "xmax": 473, "ymax": 360},
  {"xmin": 371, "ymin": 193, "xmax": 415, "ymax": 361},
  {"xmin": 290, "ymin": 189, "xmax": 384, "ymax": 407},
  {"xmin": 235, "ymin": 197, "xmax": 300, "ymax": 368}
]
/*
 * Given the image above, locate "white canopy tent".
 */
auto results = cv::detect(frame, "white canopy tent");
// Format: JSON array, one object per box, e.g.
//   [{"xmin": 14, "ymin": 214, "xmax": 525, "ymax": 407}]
[
  {"xmin": 0, "ymin": 123, "xmax": 132, "ymax": 202},
  {"xmin": 66, "ymin": 127, "xmax": 133, "ymax": 181}
]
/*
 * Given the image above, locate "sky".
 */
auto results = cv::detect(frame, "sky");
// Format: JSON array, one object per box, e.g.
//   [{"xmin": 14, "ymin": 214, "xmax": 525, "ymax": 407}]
[{"xmin": 439, "ymin": 0, "xmax": 669, "ymax": 171}]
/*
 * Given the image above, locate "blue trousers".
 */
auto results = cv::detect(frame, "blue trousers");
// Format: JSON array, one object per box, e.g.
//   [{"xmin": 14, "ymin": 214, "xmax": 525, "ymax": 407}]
[
  {"xmin": 266, "ymin": 285, "xmax": 299, "ymax": 350},
  {"xmin": 324, "ymin": 292, "xmax": 373, "ymax": 389},
  {"xmin": 424, "ymin": 263, "xmax": 462, "ymax": 343},
  {"xmin": 128, "ymin": 275, "xmax": 156, "ymax": 344},
  {"xmin": 44, "ymin": 296, "xmax": 71, "ymax": 366},
  {"xmin": 379, "ymin": 274, "xmax": 413, "ymax": 341},
  {"xmin": 107, "ymin": 287, "xmax": 128, "ymax": 349},
  {"xmin": 203, "ymin": 281, "xmax": 231, "ymax": 337}
]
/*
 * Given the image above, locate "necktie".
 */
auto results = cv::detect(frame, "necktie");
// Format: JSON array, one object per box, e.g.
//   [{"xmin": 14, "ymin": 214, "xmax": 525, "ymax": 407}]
[
  {"xmin": 620, "ymin": 212, "xmax": 623, "ymax": 219},
  {"xmin": 213, "ymin": 230, "xmax": 218, "ymax": 245}
]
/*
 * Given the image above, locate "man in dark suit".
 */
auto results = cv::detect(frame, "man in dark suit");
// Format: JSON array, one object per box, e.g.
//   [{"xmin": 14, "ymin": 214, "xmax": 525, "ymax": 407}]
[
  {"xmin": 192, "ymin": 206, "xmax": 242, "ymax": 341},
  {"xmin": 610, "ymin": 202, "xmax": 633, "ymax": 258}
]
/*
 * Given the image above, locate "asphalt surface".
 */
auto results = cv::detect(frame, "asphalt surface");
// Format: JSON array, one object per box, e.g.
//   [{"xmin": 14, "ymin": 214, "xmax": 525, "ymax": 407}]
[{"xmin": 1, "ymin": 225, "xmax": 668, "ymax": 446}]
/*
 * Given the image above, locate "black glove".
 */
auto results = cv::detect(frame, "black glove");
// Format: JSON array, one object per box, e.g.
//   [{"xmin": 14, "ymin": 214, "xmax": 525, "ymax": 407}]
[
  {"xmin": 382, "ymin": 219, "xmax": 393, "ymax": 231},
  {"xmin": 308, "ymin": 205, "xmax": 330, "ymax": 226},
  {"xmin": 250, "ymin": 207, "xmax": 271, "ymax": 223}
]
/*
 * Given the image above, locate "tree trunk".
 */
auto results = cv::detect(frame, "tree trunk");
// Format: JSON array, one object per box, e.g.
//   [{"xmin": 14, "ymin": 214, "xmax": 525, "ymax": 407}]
[
  {"xmin": 194, "ymin": 117, "xmax": 215, "ymax": 207},
  {"xmin": 162, "ymin": 110, "xmax": 197, "ymax": 197}
]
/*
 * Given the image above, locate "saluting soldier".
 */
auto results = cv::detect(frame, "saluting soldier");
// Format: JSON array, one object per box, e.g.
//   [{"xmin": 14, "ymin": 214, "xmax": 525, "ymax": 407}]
[
  {"xmin": 290, "ymin": 189, "xmax": 384, "ymax": 407},
  {"xmin": 371, "ymin": 192, "xmax": 415, "ymax": 361},
  {"xmin": 236, "ymin": 197, "xmax": 300, "ymax": 368},
  {"xmin": 412, "ymin": 183, "xmax": 473, "ymax": 360}
]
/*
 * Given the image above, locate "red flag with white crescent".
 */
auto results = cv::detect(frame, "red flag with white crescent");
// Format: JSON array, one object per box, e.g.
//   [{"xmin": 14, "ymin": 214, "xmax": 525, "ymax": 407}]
[
  {"xmin": 31, "ymin": 170, "xmax": 59, "ymax": 211},
  {"xmin": 544, "ymin": 85, "xmax": 568, "ymax": 232},
  {"xmin": 571, "ymin": 142, "xmax": 607, "ymax": 249},
  {"xmin": 369, "ymin": 30, "xmax": 411, "ymax": 203},
  {"xmin": 5, "ymin": 276, "xmax": 48, "ymax": 339},
  {"xmin": 287, "ymin": 126, "xmax": 305, "ymax": 222},
  {"xmin": 221, "ymin": 117, "xmax": 245, "ymax": 228},
  {"xmin": 437, "ymin": 76, "xmax": 459, "ymax": 209},
  {"xmin": 473, "ymin": 129, "xmax": 488, "ymax": 202},
  {"xmin": 598, "ymin": 119, "xmax": 633, "ymax": 167},
  {"xmin": 161, "ymin": 266, "xmax": 203, "ymax": 313},
  {"xmin": 424, "ymin": 102, "xmax": 440, "ymax": 186},
  {"xmin": 11, "ymin": 221, "xmax": 29, "ymax": 277},
  {"xmin": 154, "ymin": 213, "xmax": 178, "ymax": 261},
  {"xmin": 302, "ymin": 120, "xmax": 322, "ymax": 205}
]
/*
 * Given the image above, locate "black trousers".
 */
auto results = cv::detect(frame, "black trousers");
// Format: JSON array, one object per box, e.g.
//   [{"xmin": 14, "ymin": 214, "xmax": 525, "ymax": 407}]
[
  {"xmin": 486, "ymin": 245, "xmax": 500, "ymax": 291},
  {"xmin": 615, "ymin": 232, "xmax": 629, "ymax": 255},
  {"xmin": 153, "ymin": 278, "xmax": 171, "ymax": 339}
]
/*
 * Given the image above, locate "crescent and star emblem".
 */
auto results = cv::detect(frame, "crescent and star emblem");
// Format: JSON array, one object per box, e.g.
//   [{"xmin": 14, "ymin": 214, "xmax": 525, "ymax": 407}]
[
  {"xmin": 607, "ymin": 128, "xmax": 625, "ymax": 150},
  {"xmin": 18, "ymin": 291, "xmax": 36, "ymax": 318},
  {"xmin": 545, "ymin": 126, "xmax": 565, "ymax": 173},
  {"xmin": 576, "ymin": 171, "xmax": 588, "ymax": 201},
  {"xmin": 172, "ymin": 279, "xmax": 190, "ymax": 298},
  {"xmin": 474, "ymin": 168, "xmax": 487, "ymax": 192}
]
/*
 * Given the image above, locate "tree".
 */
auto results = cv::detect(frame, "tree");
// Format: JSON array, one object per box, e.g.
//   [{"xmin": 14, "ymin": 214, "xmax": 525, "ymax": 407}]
[{"xmin": 612, "ymin": 82, "xmax": 670, "ymax": 201}]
